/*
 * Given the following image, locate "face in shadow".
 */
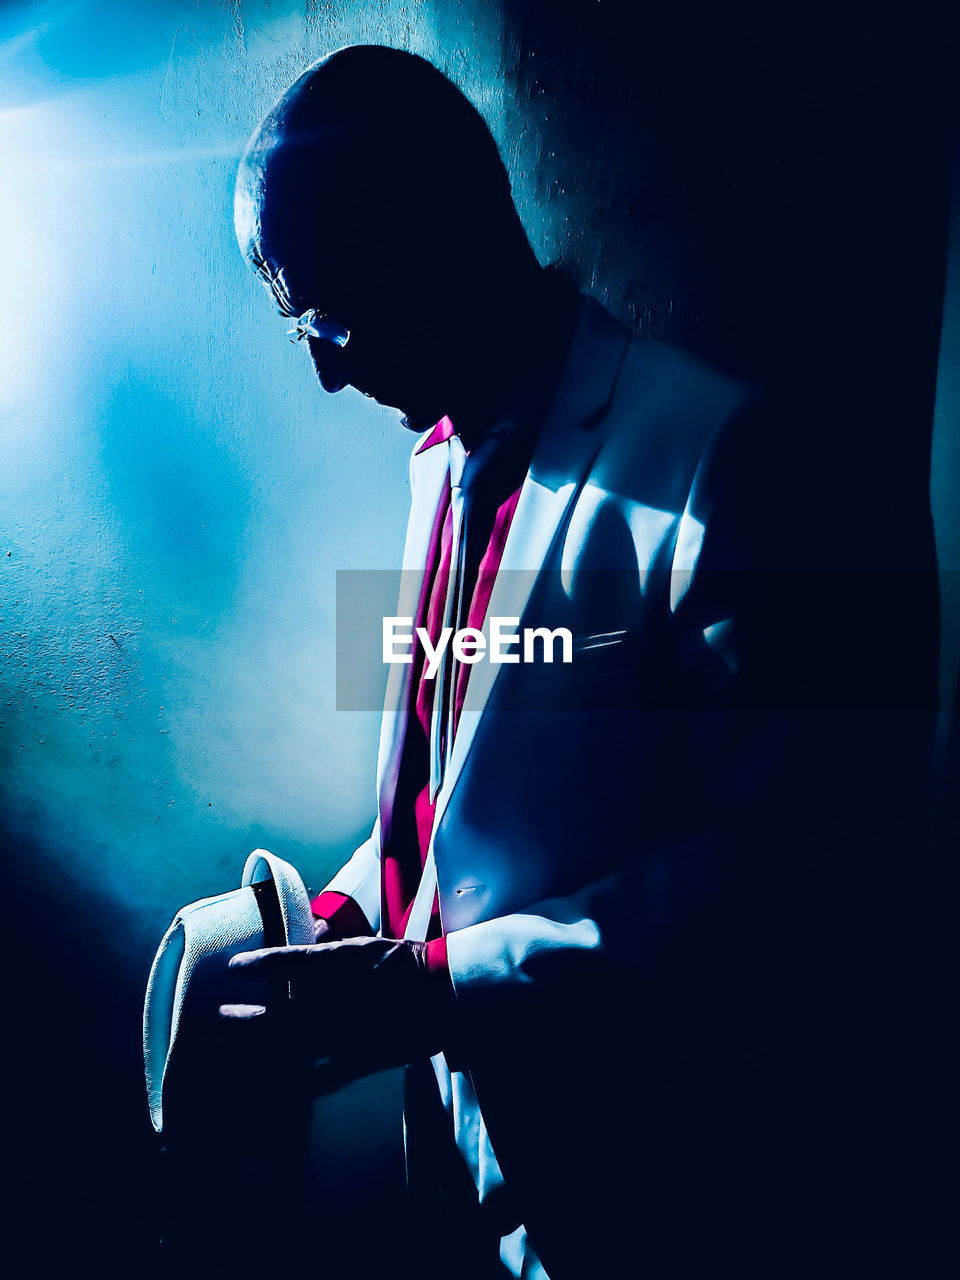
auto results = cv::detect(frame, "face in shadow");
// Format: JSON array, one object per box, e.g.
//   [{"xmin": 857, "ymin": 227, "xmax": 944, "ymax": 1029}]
[{"xmin": 239, "ymin": 218, "xmax": 456, "ymax": 433}]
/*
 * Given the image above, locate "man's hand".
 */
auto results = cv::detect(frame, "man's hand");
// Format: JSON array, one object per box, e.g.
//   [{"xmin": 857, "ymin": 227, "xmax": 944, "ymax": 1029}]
[{"xmin": 219, "ymin": 937, "xmax": 455, "ymax": 1093}]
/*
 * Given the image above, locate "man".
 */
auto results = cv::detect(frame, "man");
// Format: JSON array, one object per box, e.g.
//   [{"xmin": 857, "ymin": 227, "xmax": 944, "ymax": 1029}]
[{"xmin": 225, "ymin": 44, "xmax": 895, "ymax": 1280}]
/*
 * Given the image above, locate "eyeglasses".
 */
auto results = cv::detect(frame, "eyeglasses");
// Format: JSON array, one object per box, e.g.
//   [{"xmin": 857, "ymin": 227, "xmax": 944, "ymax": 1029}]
[{"xmin": 286, "ymin": 308, "xmax": 351, "ymax": 350}]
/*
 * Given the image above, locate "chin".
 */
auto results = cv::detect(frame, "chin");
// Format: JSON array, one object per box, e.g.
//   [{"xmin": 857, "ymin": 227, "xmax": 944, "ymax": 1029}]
[
  {"xmin": 360, "ymin": 383, "xmax": 443, "ymax": 433},
  {"xmin": 398, "ymin": 407, "xmax": 444, "ymax": 434}
]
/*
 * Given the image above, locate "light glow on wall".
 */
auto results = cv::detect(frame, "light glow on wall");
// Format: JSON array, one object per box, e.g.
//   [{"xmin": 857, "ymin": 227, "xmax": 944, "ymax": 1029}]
[{"xmin": 0, "ymin": 0, "xmax": 504, "ymax": 960}]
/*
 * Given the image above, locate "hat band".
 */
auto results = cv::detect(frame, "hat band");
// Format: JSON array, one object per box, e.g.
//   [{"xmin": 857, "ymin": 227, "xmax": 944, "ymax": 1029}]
[{"xmin": 251, "ymin": 876, "xmax": 287, "ymax": 949}]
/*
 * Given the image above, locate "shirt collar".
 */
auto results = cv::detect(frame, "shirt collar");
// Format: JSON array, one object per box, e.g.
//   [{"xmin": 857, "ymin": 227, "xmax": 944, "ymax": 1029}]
[
  {"xmin": 414, "ymin": 415, "xmax": 457, "ymax": 454},
  {"xmin": 414, "ymin": 409, "xmax": 530, "ymax": 462}
]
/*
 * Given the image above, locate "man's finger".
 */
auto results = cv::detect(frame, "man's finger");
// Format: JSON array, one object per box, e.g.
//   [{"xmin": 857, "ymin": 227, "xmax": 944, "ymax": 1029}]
[
  {"xmin": 228, "ymin": 944, "xmax": 317, "ymax": 974},
  {"xmin": 218, "ymin": 1002, "xmax": 268, "ymax": 1019}
]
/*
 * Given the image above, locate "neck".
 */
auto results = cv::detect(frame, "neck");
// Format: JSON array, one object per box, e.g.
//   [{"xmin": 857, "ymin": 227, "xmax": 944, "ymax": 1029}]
[{"xmin": 444, "ymin": 267, "xmax": 578, "ymax": 450}]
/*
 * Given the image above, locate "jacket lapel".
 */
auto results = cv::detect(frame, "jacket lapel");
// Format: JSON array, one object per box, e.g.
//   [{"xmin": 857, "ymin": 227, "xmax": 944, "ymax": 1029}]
[{"xmin": 434, "ymin": 298, "xmax": 632, "ymax": 829}]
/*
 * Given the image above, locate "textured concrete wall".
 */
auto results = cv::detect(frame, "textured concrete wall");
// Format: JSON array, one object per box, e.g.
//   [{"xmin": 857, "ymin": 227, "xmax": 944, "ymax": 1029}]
[
  {"xmin": 0, "ymin": 0, "xmax": 507, "ymax": 949},
  {"xmin": 0, "ymin": 0, "xmax": 508, "ymax": 1263}
]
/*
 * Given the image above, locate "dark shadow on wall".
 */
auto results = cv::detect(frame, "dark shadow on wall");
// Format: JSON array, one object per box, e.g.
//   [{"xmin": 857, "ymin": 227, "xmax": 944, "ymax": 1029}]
[
  {"xmin": 504, "ymin": 0, "xmax": 952, "ymax": 562},
  {"xmin": 2, "ymin": 820, "xmax": 412, "ymax": 1280}
]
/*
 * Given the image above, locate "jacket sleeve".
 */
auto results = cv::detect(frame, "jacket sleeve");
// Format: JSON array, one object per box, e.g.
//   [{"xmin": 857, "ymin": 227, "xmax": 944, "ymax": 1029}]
[{"xmin": 312, "ymin": 820, "xmax": 382, "ymax": 935}]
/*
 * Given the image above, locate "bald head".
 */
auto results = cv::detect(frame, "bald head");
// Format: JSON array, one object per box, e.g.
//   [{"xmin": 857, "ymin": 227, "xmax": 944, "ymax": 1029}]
[{"xmin": 237, "ymin": 46, "xmax": 532, "ymax": 306}]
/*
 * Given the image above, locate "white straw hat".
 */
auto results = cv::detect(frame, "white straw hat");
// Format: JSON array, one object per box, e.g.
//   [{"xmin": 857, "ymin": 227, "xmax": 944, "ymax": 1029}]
[{"xmin": 143, "ymin": 849, "xmax": 314, "ymax": 1134}]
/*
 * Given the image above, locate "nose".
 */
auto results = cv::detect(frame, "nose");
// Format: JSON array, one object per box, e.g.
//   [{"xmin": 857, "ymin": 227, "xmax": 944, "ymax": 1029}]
[{"xmin": 307, "ymin": 338, "xmax": 348, "ymax": 394}]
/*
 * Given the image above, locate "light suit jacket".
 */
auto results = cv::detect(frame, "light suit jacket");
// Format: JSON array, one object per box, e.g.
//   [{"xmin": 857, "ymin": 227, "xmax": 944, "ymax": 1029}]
[{"xmin": 323, "ymin": 295, "xmax": 818, "ymax": 1275}]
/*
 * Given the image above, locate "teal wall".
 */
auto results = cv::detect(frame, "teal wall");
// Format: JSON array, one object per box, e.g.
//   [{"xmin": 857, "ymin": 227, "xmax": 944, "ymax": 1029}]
[
  {"xmin": 0, "ymin": 0, "xmax": 507, "ymax": 955},
  {"xmin": 0, "ymin": 5, "xmax": 507, "ymax": 1261}
]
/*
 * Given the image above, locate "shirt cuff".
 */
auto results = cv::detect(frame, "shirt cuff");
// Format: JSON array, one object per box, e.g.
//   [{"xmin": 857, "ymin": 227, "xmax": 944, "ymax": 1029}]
[
  {"xmin": 309, "ymin": 891, "xmax": 373, "ymax": 939},
  {"xmin": 425, "ymin": 934, "xmax": 450, "ymax": 979}
]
